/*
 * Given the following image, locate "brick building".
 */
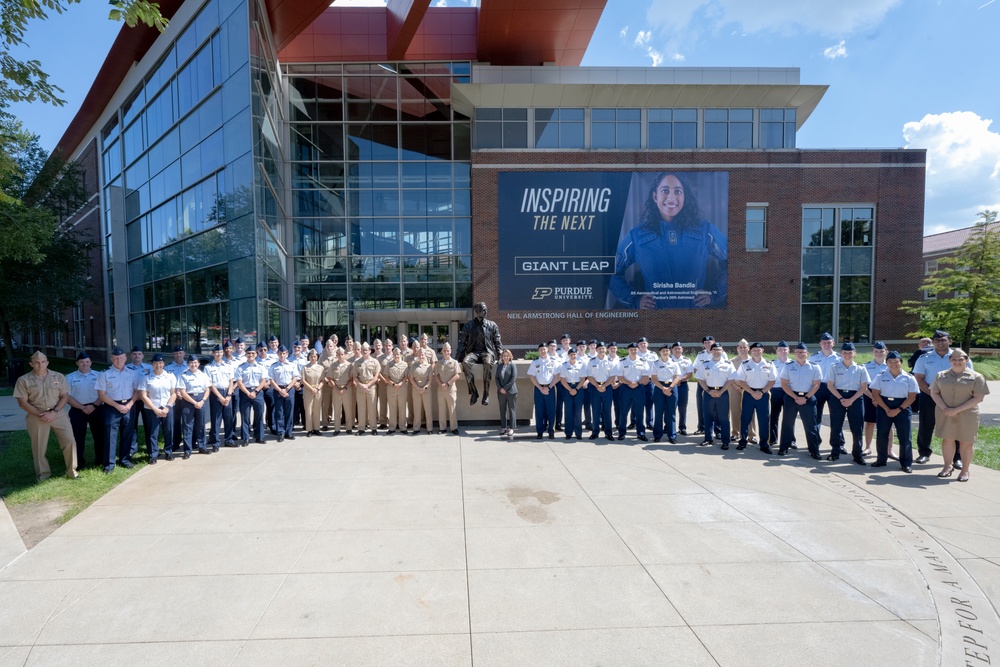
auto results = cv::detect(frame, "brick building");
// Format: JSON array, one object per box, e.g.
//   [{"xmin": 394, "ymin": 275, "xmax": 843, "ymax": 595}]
[{"xmin": 36, "ymin": 0, "xmax": 925, "ymax": 357}]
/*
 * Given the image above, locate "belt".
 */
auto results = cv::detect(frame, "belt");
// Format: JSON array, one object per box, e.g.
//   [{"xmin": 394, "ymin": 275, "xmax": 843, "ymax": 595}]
[
  {"xmin": 336, "ymin": 384, "xmax": 348, "ymax": 389},
  {"xmin": 794, "ymin": 391, "xmax": 808, "ymax": 397},
  {"xmin": 838, "ymin": 389, "xmax": 858, "ymax": 394},
  {"xmin": 749, "ymin": 386, "xmax": 766, "ymax": 390},
  {"xmin": 114, "ymin": 399, "xmax": 130, "ymax": 404},
  {"xmin": 278, "ymin": 385, "xmax": 290, "ymax": 389},
  {"xmin": 708, "ymin": 386, "xmax": 724, "ymax": 391}
]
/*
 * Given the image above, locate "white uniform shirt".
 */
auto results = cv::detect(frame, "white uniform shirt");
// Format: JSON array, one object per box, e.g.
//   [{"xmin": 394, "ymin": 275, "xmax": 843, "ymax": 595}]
[
  {"xmin": 165, "ymin": 360, "xmax": 188, "ymax": 381},
  {"xmin": 778, "ymin": 361, "xmax": 823, "ymax": 393},
  {"xmin": 869, "ymin": 369, "xmax": 918, "ymax": 399},
  {"xmin": 95, "ymin": 366, "xmax": 140, "ymax": 401},
  {"xmin": 828, "ymin": 362, "xmax": 871, "ymax": 391},
  {"xmin": 141, "ymin": 371, "xmax": 177, "ymax": 408},
  {"xmin": 527, "ymin": 356, "xmax": 558, "ymax": 386},
  {"xmin": 587, "ymin": 356, "xmax": 616, "ymax": 384},
  {"xmin": 695, "ymin": 348, "xmax": 728, "ymax": 365},
  {"xmin": 557, "ymin": 359, "xmax": 587, "ymax": 384},
  {"xmin": 179, "ymin": 369, "xmax": 210, "ymax": 396},
  {"xmin": 617, "ymin": 356, "xmax": 649, "ymax": 384},
  {"xmin": 66, "ymin": 370, "xmax": 101, "ymax": 405},
  {"xmin": 696, "ymin": 358, "xmax": 736, "ymax": 387},
  {"xmin": 651, "ymin": 358, "xmax": 681, "ymax": 385},
  {"xmin": 735, "ymin": 358, "xmax": 778, "ymax": 389},
  {"xmin": 671, "ymin": 354, "xmax": 695, "ymax": 379}
]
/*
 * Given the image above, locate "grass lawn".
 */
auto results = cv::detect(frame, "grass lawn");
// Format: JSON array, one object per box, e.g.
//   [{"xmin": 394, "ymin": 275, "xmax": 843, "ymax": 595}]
[
  {"xmin": 0, "ymin": 428, "xmax": 150, "ymax": 524},
  {"xmin": 931, "ymin": 425, "xmax": 1000, "ymax": 472}
]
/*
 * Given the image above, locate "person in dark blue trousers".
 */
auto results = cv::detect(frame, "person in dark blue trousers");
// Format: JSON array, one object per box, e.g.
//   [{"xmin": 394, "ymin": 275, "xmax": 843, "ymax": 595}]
[
  {"xmin": 177, "ymin": 355, "xmax": 211, "ymax": 456},
  {"xmin": 650, "ymin": 346, "xmax": 681, "ymax": 443},
  {"xmin": 768, "ymin": 342, "xmax": 793, "ymax": 449},
  {"xmin": 777, "ymin": 343, "xmax": 823, "ymax": 458},
  {"xmin": 268, "ymin": 345, "xmax": 300, "ymax": 442},
  {"xmin": 869, "ymin": 351, "xmax": 918, "ymax": 473},
  {"xmin": 587, "ymin": 342, "xmax": 616, "ymax": 440},
  {"xmin": 734, "ymin": 342, "xmax": 777, "ymax": 453},
  {"xmin": 556, "ymin": 348, "xmax": 588, "ymax": 440},
  {"xmin": 616, "ymin": 343, "xmax": 650, "ymax": 442},
  {"xmin": 695, "ymin": 342, "xmax": 735, "ymax": 448},
  {"xmin": 669, "ymin": 343, "xmax": 694, "ymax": 435},
  {"xmin": 236, "ymin": 347, "xmax": 268, "ymax": 444},
  {"xmin": 826, "ymin": 342, "xmax": 871, "ymax": 465},
  {"xmin": 95, "ymin": 347, "xmax": 141, "ymax": 473},
  {"xmin": 527, "ymin": 343, "xmax": 558, "ymax": 439}
]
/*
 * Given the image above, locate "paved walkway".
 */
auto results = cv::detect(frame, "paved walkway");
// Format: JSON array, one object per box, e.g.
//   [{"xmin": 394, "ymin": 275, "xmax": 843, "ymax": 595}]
[{"xmin": 1, "ymin": 389, "xmax": 999, "ymax": 666}]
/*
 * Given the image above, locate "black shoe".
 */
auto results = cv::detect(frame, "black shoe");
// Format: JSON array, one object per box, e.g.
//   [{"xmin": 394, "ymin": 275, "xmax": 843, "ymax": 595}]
[
  {"xmin": 606, "ymin": 435, "xmax": 615, "ymax": 441},
  {"xmin": 241, "ymin": 440, "xmax": 249, "ymax": 447},
  {"xmin": 589, "ymin": 433, "xmax": 599, "ymax": 440},
  {"xmin": 788, "ymin": 443, "xmax": 798, "ymax": 449},
  {"xmin": 148, "ymin": 458, "xmax": 157, "ymax": 465},
  {"xmin": 654, "ymin": 437, "xmax": 661, "ymax": 443},
  {"xmin": 736, "ymin": 443, "xmax": 746, "ymax": 450},
  {"xmin": 902, "ymin": 466, "xmax": 913, "ymax": 473},
  {"xmin": 825, "ymin": 455, "xmax": 839, "ymax": 461},
  {"xmin": 120, "ymin": 460, "xmax": 135, "ymax": 469},
  {"xmin": 955, "ymin": 459, "xmax": 964, "ymax": 469},
  {"xmin": 277, "ymin": 436, "xmax": 284, "ymax": 443},
  {"xmin": 699, "ymin": 441, "xmax": 712, "ymax": 447},
  {"xmin": 637, "ymin": 435, "xmax": 648, "ymax": 442},
  {"xmin": 212, "ymin": 446, "xmax": 220, "ymax": 453},
  {"xmin": 853, "ymin": 456, "xmax": 867, "ymax": 466},
  {"xmin": 679, "ymin": 429, "xmax": 688, "ymax": 435},
  {"xmin": 103, "ymin": 465, "xmax": 114, "ymax": 474},
  {"xmin": 776, "ymin": 449, "xmax": 787, "ymax": 456},
  {"xmin": 548, "ymin": 432, "xmax": 554, "ymax": 439},
  {"xmin": 870, "ymin": 461, "xmax": 887, "ymax": 467},
  {"xmin": 760, "ymin": 445, "xmax": 773, "ymax": 454},
  {"xmin": 555, "ymin": 425, "xmax": 563, "ymax": 432},
  {"xmin": 840, "ymin": 447, "xmax": 849, "ymax": 455},
  {"xmin": 915, "ymin": 455, "xmax": 930, "ymax": 464},
  {"xmin": 668, "ymin": 438, "xmax": 677, "ymax": 444},
  {"xmin": 452, "ymin": 429, "xmax": 460, "ymax": 435},
  {"xmin": 255, "ymin": 439, "xmax": 266, "ymax": 444},
  {"xmin": 748, "ymin": 438, "xmax": 758, "ymax": 445},
  {"xmin": 721, "ymin": 443, "xmax": 730, "ymax": 450},
  {"xmin": 181, "ymin": 452, "xmax": 191, "ymax": 460},
  {"xmin": 694, "ymin": 429, "xmax": 704, "ymax": 435},
  {"xmin": 371, "ymin": 429, "xmax": 378, "ymax": 435},
  {"xmin": 617, "ymin": 435, "xmax": 625, "ymax": 441},
  {"xmin": 285, "ymin": 435, "xmax": 295, "ymax": 441},
  {"xmin": 199, "ymin": 448, "xmax": 212, "ymax": 455},
  {"xmin": 322, "ymin": 426, "xmax": 329, "ymax": 432},
  {"xmin": 469, "ymin": 390, "xmax": 479, "ymax": 405},
  {"xmin": 482, "ymin": 396, "xmax": 489, "ymax": 406},
  {"xmin": 810, "ymin": 452, "xmax": 822, "ymax": 460},
  {"xmin": 164, "ymin": 452, "xmax": 174, "ymax": 461},
  {"xmin": 388, "ymin": 430, "xmax": 396, "ymax": 435}
]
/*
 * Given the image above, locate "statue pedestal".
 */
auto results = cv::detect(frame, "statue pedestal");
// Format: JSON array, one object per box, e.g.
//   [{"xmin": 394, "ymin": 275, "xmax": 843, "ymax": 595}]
[{"xmin": 454, "ymin": 360, "xmax": 535, "ymax": 424}]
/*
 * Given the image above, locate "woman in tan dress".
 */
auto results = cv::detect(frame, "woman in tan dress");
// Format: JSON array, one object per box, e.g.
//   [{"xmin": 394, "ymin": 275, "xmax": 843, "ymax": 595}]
[
  {"xmin": 930, "ymin": 350, "xmax": 989, "ymax": 482},
  {"xmin": 301, "ymin": 349, "xmax": 326, "ymax": 436}
]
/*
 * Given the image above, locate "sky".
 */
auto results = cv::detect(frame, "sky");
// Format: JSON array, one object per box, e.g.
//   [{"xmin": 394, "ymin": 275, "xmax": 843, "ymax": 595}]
[{"xmin": 9, "ymin": 0, "xmax": 1000, "ymax": 234}]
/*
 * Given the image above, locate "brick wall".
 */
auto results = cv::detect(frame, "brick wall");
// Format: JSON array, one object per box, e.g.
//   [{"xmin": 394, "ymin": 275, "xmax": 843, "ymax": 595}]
[{"xmin": 471, "ymin": 149, "xmax": 926, "ymax": 347}]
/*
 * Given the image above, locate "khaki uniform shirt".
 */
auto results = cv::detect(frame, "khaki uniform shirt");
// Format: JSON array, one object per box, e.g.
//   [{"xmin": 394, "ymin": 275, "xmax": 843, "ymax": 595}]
[
  {"xmin": 436, "ymin": 358, "xmax": 461, "ymax": 384},
  {"xmin": 14, "ymin": 371, "xmax": 68, "ymax": 410},
  {"xmin": 410, "ymin": 360, "xmax": 434, "ymax": 388},
  {"xmin": 385, "ymin": 359, "xmax": 410, "ymax": 385},
  {"xmin": 352, "ymin": 358, "xmax": 382, "ymax": 385},
  {"xmin": 326, "ymin": 360, "xmax": 354, "ymax": 389}
]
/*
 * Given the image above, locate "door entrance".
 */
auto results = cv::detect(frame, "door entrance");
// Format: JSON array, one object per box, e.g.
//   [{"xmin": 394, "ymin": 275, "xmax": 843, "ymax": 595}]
[{"xmin": 353, "ymin": 308, "xmax": 470, "ymax": 354}]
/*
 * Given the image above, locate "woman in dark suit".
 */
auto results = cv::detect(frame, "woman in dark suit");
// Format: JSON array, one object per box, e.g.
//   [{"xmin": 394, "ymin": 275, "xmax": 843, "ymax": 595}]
[{"xmin": 496, "ymin": 348, "xmax": 518, "ymax": 440}]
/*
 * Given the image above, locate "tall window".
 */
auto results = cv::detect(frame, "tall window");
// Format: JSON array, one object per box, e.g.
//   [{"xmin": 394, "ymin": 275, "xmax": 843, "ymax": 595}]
[
  {"xmin": 746, "ymin": 205, "xmax": 767, "ymax": 250},
  {"xmin": 760, "ymin": 109, "xmax": 796, "ymax": 148},
  {"xmin": 705, "ymin": 108, "xmax": 752, "ymax": 148},
  {"xmin": 801, "ymin": 207, "xmax": 874, "ymax": 342}
]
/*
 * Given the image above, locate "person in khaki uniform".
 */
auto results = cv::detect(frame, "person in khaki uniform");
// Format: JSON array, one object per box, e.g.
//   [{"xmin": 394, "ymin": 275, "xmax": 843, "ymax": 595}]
[
  {"xmin": 372, "ymin": 339, "xmax": 388, "ymax": 428},
  {"xmin": 300, "ymin": 349, "xmax": 326, "ymax": 436},
  {"xmin": 409, "ymin": 345, "xmax": 435, "ymax": 434},
  {"xmin": 382, "ymin": 347, "xmax": 410, "ymax": 434},
  {"xmin": 419, "ymin": 333, "xmax": 438, "ymax": 364},
  {"xmin": 352, "ymin": 342, "xmax": 382, "ymax": 435},
  {"xmin": 403, "ymin": 338, "xmax": 417, "ymax": 429},
  {"xmin": 13, "ymin": 351, "xmax": 78, "ymax": 481},
  {"xmin": 325, "ymin": 347, "xmax": 355, "ymax": 434},
  {"xmin": 435, "ymin": 342, "xmax": 462, "ymax": 435}
]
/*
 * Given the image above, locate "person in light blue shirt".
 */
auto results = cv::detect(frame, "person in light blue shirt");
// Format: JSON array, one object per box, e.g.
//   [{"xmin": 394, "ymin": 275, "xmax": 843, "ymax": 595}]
[
  {"xmin": 206, "ymin": 345, "xmax": 236, "ymax": 451},
  {"xmin": 269, "ymin": 345, "xmax": 301, "ymax": 441},
  {"xmin": 65, "ymin": 352, "xmax": 103, "ymax": 469},
  {"xmin": 825, "ymin": 342, "xmax": 870, "ymax": 465},
  {"xmin": 777, "ymin": 343, "xmax": 823, "ymax": 458},
  {"xmin": 177, "ymin": 355, "xmax": 211, "ymax": 457},
  {"xmin": 139, "ymin": 354, "xmax": 177, "ymax": 462},
  {"xmin": 236, "ymin": 347, "xmax": 268, "ymax": 445},
  {"xmin": 869, "ymin": 351, "xmax": 918, "ymax": 472},
  {"xmin": 809, "ymin": 332, "xmax": 841, "ymax": 452},
  {"xmin": 862, "ymin": 342, "xmax": 890, "ymax": 457},
  {"xmin": 95, "ymin": 347, "xmax": 141, "ymax": 473}
]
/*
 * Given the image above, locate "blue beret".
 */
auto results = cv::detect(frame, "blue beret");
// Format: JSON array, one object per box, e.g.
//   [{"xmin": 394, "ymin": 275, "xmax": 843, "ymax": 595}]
[
  {"xmin": 777, "ymin": 341, "xmax": 789, "ymax": 348},
  {"xmin": 111, "ymin": 347, "xmax": 125, "ymax": 356},
  {"xmin": 842, "ymin": 342, "xmax": 856, "ymax": 351},
  {"xmin": 173, "ymin": 345, "xmax": 185, "ymax": 352},
  {"xmin": 820, "ymin": 332, "xmax": 834, "ymax": 341},
  {"xmin": 76, "ymin": 352, "xmax": 90, "ymax": 360},
  {"xmin": 873, "ymin": 341, "xmax": 887, "ymax": 350},
  {"xmin": 886, "ymin": 351, "xmax": 901, "ymax": 360},
  {"xmin": 933, "ymin": 330, "xmax": 950, "ymax": 339},
  {"xmin": 151, "ymin": 353, "xmax": 164, "ymax": 362},
  {"xmin": 795, "ymin": 342, "xmax": 808, "ymax": 351}
]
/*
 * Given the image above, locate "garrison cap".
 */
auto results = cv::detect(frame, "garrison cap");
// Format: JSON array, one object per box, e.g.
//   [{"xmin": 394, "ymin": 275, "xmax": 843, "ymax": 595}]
[
  {"xmin": 873, "ymin": 341, "xmax": 887, "ymax": 350},
  {"xmin": 256, "ymin": 341, "xmax": 267, "ymax": 348},
  {"xmin": 886, "ymin": 351, "xmax": 902, "ymax": 360},
  {"xmin": 842, "ymin": 342, "xmax": 856, "ymax": 351},
  {"xmin": 151, "ymin": 353, "xmax": 164, "ymax": 362},
  {"xmin": 933, "ymin": 329, "xmax": 950, "ymax": 339},
  {"xmin": 111, "ymin": 347, "xmax": 125, "ymax": 356},
  {"xmin": 186, "ymin": 354, "xmax": 199, "ymax": 363},
  {"xmin": 234, "ymin": 338, "xmax": 243, "ymax": 344},
  {"xmin": 223, "ymin": 340, "xmax": 233, "ymax": 349},
  {"xmin": 130, "ymin": 345, "xmax": 142, "ymax": 353},
  {"xmin": 212, "ymin": 344, "xmax": 223, "ymax": 351},
  {"xmin": 31, "ymin": 350, "xmax": 47, "ymax": 361},
  {"xmin": 173, "ymin": 345, "xmax": 185, "ymax": 352},
  {"xmin": 820, "ymin": 332, "xmax": 834, "ymax": 341},
  {"xmin": 76, "ymin": 352, "xmax": 90, "ymax": 360},
  {"xmin": 268, "ymin": 335, "xmax": 279, "ymax": 342},
  {"xmin": 776, "ymin": 341, "xmax": 789, "ymax": 348},
  {"xmin": 277, "ymin": 345, "xmax": 288, "ymax": 352},
  {"xmin": 795, "ymin": 343, "xmax": 809, "ymax": 351}
]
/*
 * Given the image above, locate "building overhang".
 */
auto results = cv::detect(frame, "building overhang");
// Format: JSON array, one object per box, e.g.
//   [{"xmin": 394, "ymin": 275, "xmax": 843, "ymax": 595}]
[{"xmin": 452, "ymin": 82, "xmax": 829, "ymax": 129}]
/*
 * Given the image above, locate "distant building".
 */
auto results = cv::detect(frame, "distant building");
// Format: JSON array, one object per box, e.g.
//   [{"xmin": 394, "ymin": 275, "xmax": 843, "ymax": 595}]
[
  {"xmin": 24, "ymin": 0, "xmax": 926, "ymax": 359},
  {"xmin": 922, "ymin": 222, "xmax": 1000, "ymax": 301}
]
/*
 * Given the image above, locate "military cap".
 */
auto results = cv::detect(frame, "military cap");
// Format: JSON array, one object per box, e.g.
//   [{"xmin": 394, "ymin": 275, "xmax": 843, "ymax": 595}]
[
  {"xmin": 842, "ymin": 342, "xmax": 856, "ymax": 351},
  {"xmin": 212, "ymin": 344, "xmax": 223, "ymax": 351},
  {"xmin": 932, "ymin": 329, "xmax": 950, "ymax": 339},
  {"xmin": 627, "ymin": 342, "xmax": 638, "ymax": 349},
  {"xmin": 776, "ymin": 341, "xmax": 789, "ymax": 348},
  {"xmin": 151, "ymin": 353, "xmax": 164, "ymax": 362},
  {"xmin": 76, "ymin": 351, "xmax": 90, "ymax": 360},
  {"xmin": 873, "ymin": 341, "xmax": 887, "ymax": 350},
  {"xmin": 886, "ymin": 351, "xmax": 902, "ymax": 360},
  {"xmin": 795, "ymin": 342, "xmax": 809, "ymax": 351},
  {"xmin": 750, "ymin": 342, "xmax": 764, "ymax": 350},
  {"xmin": 820, "ymin": 332, "xmax": 834, "ymax": 341},
  {"xmin": 130, "ymin": 345, "xmax": 142, "ymax": 353},
  {"xmin": 111, "ymin": 347, "xmax": 125, "ymax": 356},
  {"xmin": 702, "ymin": 335, "xmax": 715, "ymax": 342}
]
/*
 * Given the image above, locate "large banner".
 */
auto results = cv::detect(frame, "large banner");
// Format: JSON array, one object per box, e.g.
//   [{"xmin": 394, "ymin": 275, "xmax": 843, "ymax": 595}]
[{"xmin": 498, "ymin": 171, "xmax": 729, "ymax": 311}]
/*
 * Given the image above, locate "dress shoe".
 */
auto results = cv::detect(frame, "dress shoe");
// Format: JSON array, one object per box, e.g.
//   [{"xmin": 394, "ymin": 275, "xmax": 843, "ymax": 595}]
[
  {"xmin": 888, "ymin": 453, "xmax": 899, "ymax": 461},
  {"xmin": 694, "ymin": 429, "xmax": 705, "ymax": 435},
  {"xmin": 482, "ymin": 396, "xmax": 490, "ymax": 406},
  {"xmin": 668, "ymin": 438, "xmax": 677, "ymax": 444},
  {"xmin": 241, "ymin": 440, "xmax": 249, "ymax": 447},
  {"xmin": 825, "ymin": 454, "xmax": 839, "ymax": 461},
  {"xmin": 371, "ymin": 429, "xmax": 378, "ymax": 435},
  {"xmin": 555, "ymin": 425, "xmax": 563, "ymax": 432},
  {"xmin": 617, "ymin": 435, "xmax": 625, "ymax": 441},
  {"xmin": 452, "ymin": 429, "xmax": 460, "ymax": 435},
  {"xmin": 954, "ymin": 459, "xmax": 964, "ymax": 469},
  {"xmin": 589, "ymin": 433, "xmax": 598, "ymax": 440},
  {"xmin": 788, "ymin": 443, "xmax": 798, "ymax": 449},
  {"xmin": 637, "ymin": 434, "xmax": 648, "ymax": 442},
  {"xmin": 679, "ymin": 429, "xmax": 688, "ymax": 435},
  {"xmin": 469, "ymin": 390, "xmax": 479, "ymax": 405},
  {"xmin": 148, "ymin": 459, "xmax": 157, "ymax": 465},
  {"xmin": 120, "ymin": 460, "xmax": 134, "ymax": 469},
  {"xmin": 870, "ymin": 461, "xmax": 887, "ymax": 467},
  {"xmin": 902, "ymin": 466, "xmax": 913, "ymax": 473},
  {"xmin": 654, "ymin": 437, "xmax": 662, "ymax": 443},
  {"xmin": 548, "ymin": 432, "xmax": 554, "ymax": 439},
  {"xmin": 285, "ymin": 435, "xmax": 295, "ymax": 441},
  {"xmin": 853, "ymin": 456, "xmax": 867, "ymax": 466},
  {"xmin": 760, "ymin": 445, "xmax": 773, "ymax": 454},
  {"xmin": 840, "ymin": 447, "xmax": 849, "ymax": 455},
  {"xmin": 181, "ymin": 452, "xmax": 191, "ymax": 460},
  {"xmin": 103, "ymin": 465, "xmax": 115, "ymax": 474},
  {"xmin": 255, "ymin": 439, "xmax": 266, "ymax": 444},
  {"xmin": 212, "ymin": 446, "xmax": 220, "ymax": 452},
  {"xmin": 277, "ymin": 436, "xmax": 284, "ymax": 442},
  {"xmin": 699, "ymin": 441, "xmax": 712, "ymax": 447},
  {"xmin": 810, "ymin": 452, "xmax": 822, "ymax": 460},
  {"xmin": 776, "ymin": 449, "xmax": 787, "ymax": 456},
  {"xmin": 387, "ymin": 430, "xmax": 396, "ymax": 435},
  {"xmin": 915, "ymin": 455, "xmax": 929, "ymax": 464},
  {"xmin": 164, "ymin": 452, "xmax": 174, "ymax": 461},
  {"xmin": 721, "ymin": 443, "xmax": 730, "ymax": 450},
  {"xmin": 736, "ymin": 443, "xmax": 746, "ymax": 450},
  {"xmin": 199, "ymin": 448, "xmax": 212, "ymax": 454}
]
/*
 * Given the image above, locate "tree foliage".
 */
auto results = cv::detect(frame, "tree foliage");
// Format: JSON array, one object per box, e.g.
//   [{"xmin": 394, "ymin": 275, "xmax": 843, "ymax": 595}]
[
  {"xmin": 0, "ymin": 117, "xmax": 93, "ymax": 362},
  {"xmin": 901, "ymin": 210, "xmax": 1000, "ymax": 351},
  {"xmin": 0, "ymin": 0, "xmax": 167, "ymax": 110}
]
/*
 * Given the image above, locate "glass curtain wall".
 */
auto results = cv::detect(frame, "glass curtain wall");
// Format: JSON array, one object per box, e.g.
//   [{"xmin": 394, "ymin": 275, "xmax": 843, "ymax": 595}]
[
  {"xmin": 104, "ymin": 0, "xmax": 255, "ymax": 354},
  {"xmin": 285, "ymin": 61, "xmax": 473, "ymax": 343}
]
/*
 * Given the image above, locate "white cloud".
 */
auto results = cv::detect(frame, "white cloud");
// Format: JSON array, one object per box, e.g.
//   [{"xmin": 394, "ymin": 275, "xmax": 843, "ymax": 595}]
[
  {"xmin": 671, "ymin": 52, "xmax": 686, "ymax": 62},
  {"xmin": 619, "ymin": 25, "xmax": 628, "ymax": 39},
  {"xmin": 634, "ymin": 29, "xmax": 652, "ymax": 46},
  {"xmin": 823, "ymin": 40, "xmax": 847, "ymax": 59},
  {"xmin": 646, "ymin": 48, "xmax": 664, "ymax": 67},
  {"xmin": 647, "ymin": 0, "xmax": 900, "ymax": 37},
  {"xmin": 903, "ymin": 111, "xmax": 1000, "ymax": 230},
  {"xmin": 434, "ymin": 0, "xmax": 447, "ymax": 5}
]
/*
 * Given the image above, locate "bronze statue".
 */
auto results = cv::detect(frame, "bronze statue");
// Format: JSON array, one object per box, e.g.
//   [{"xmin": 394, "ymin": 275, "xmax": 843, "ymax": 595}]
[{"xmin": 456, "ymin": 302, "xmax": 502, "ymax": 406}]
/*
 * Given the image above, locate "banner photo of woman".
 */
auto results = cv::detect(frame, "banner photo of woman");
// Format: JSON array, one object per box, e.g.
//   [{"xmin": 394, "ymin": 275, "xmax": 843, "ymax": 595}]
[{"xmin": 497, "ymin": 171, "xmax": 729, "ymax": 311}]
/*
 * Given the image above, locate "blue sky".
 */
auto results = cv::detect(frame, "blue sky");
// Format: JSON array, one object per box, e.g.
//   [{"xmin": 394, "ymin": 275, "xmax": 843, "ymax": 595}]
[{"xmin": 10, "ymin": 0, "xmax": 999, "ymax": 234}]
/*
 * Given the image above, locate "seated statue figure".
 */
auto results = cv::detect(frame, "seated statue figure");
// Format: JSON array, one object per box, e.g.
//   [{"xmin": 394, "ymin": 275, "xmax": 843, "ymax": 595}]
[{"xmin": 457, "ymin": 302, "xmax": 502, "ymax": 406}]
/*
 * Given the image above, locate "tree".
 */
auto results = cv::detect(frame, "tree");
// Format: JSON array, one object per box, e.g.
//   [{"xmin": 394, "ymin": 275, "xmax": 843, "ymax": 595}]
[
  {"xmin": 0, "ymin": 0, "xmax": 167, "ymax": 110},
  {"xmin": 901, "ymin": 210, "xmax": 1000, "ymax": 351},
  {"xmin": 0, "ymin": 118, "xmax": 93, "ymax": 364}
]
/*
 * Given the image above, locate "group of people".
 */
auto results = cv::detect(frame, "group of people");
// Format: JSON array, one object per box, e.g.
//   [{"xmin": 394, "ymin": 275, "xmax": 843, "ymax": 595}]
[
  {"xmin": 519, "ymin": 330, "xmax": 989, "ymax": 482},
  {"xmin": 12, "ymin": 328, "xmax": 989, "ymax": 484}
]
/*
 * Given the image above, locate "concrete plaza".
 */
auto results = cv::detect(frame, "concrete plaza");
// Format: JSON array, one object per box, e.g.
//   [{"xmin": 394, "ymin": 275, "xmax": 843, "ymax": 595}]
[{"xmin": 1, "ymin": 392, "xmax": 999, "ymax": 666}]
